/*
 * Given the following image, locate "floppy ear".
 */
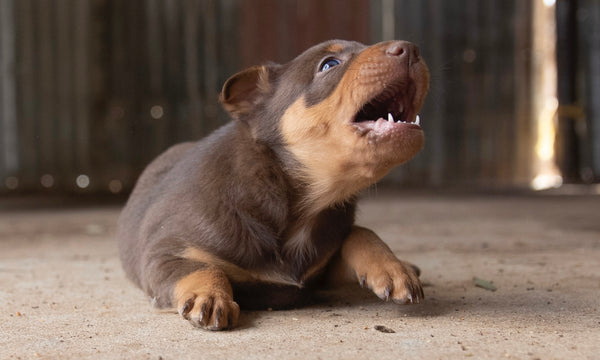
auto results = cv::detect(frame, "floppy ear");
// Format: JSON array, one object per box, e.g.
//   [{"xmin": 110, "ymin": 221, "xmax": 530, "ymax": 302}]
[{"xmin": 219, "ymin": 65, "xmax": 271, "ymax": 120}]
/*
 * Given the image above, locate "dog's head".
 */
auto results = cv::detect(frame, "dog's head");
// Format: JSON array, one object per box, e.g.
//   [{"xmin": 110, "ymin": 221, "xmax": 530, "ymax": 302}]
[{"xmin": 220, "ymin": 40, "xmax": 429, "ymax": 209}]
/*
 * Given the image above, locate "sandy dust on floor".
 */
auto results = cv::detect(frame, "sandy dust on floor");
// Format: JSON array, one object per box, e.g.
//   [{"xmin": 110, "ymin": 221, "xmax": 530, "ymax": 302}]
[{"xmin": 0, "ymin": 191, "xmax": 599, "ymax": 359}]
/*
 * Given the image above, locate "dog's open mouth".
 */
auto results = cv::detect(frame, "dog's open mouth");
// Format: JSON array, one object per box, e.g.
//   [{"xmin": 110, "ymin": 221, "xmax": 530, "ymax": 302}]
[{"xmin": 352, "ymin": 86, "xmax": 421, "ymax": 131}]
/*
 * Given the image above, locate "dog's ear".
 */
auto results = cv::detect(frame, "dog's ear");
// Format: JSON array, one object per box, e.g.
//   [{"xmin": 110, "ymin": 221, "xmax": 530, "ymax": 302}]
[{"xmin": 220, "ymin": 65, "xmax": 272, "ymax": 120}]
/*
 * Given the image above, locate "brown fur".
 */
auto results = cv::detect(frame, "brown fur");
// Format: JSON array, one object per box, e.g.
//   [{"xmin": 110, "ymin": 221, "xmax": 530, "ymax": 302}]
[{"xmin": 117, "ymin": 39, "xmax": 429, "ymax": 330}]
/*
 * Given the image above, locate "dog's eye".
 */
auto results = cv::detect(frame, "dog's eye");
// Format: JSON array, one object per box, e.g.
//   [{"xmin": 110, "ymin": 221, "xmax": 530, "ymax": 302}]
[{"xmin": 319, "ymin": 58, "xmax": 341, "ymax": 72}]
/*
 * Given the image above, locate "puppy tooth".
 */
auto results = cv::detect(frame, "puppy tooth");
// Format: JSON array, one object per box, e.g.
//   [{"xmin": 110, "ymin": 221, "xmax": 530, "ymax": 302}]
[
  {"xmin": 416, "ymin": 115, "xmax": 421, "ymax": 126},
  {"xmin": 399, "ymin": 104, "xmax": 404, "ymax": 113},
  {"xmin": 387, "ymin": 112, "xmax": 394, "ymax": 123}
]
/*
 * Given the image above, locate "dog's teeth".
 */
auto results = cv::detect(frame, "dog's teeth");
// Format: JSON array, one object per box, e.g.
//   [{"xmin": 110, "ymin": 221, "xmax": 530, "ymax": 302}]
[
  {"xmin": 387, "ymin": 113, "xmax": 394, "ymax": 122},
  {"xmin": 399, "ymin": 104, "xmax": 404, "ymax": 113},
  {"xmin": 416, "ymin": 114, "xmax": 421, "ymax": 126}
]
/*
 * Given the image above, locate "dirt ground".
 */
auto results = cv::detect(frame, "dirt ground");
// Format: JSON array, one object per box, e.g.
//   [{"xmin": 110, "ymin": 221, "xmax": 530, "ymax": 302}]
[{"xmin": 1, "ymin": 190, "xmax": 599, "ymax": 359}]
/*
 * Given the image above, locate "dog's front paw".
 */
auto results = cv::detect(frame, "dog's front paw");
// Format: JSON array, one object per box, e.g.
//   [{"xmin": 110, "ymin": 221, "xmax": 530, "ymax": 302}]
[
  {"xmin": 177, "ymin": 290, "xmax": 240, "ymax": 331},
  {"xmin": 358, "ymin": 259, "xmax": 423, "ymax": 304}
]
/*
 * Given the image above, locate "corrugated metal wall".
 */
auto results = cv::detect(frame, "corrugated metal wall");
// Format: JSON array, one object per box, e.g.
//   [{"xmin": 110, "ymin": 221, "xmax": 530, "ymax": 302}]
[{"xmin": 0, "ymin": 0, "xmax": 593, "ymax": 194}]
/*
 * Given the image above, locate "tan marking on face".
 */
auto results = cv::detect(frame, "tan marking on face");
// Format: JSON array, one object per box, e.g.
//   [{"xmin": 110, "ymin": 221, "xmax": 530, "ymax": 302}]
[
  {"xmin": 280, "ymin": 42, "xmax": 428, "ymax": 211},
  {"xmin": 281, "ymin": 96, "xmax": 374, "ymax": 210},
  {"xmin": 325, "ymin": 43, "xmax": 344, "ymax": 53}
]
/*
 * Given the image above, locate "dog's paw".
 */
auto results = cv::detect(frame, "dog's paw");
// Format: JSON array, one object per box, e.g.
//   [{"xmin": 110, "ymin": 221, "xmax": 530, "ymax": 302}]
[
  {"xmin": 357, "ymin": 259, "xmax": 424, "ymax": 304},
  {"xmin": 177, "ymin": 291, "xmax": 240, "ymax": 331}
]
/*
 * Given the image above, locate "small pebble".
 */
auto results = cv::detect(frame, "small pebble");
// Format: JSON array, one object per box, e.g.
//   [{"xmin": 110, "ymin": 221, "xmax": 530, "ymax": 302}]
[{"xmin": 374, "ymin": 325, "xmax": 395, "ymax": 333}]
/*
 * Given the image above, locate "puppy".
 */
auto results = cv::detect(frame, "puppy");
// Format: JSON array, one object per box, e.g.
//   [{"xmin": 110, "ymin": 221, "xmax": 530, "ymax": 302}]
[{"xmin": 117, "ymin": 39, "xmax": 429, "ymax": 330}]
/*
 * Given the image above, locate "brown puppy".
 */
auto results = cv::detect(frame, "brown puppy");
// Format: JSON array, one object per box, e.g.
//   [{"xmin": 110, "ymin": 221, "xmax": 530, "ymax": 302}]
[{"xmin": 117, "ymin": 39, "xmax": 429, "ymax": 331}]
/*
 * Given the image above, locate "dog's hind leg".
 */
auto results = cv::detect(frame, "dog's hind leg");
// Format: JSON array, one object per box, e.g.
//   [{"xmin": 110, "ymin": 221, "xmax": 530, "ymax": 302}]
[{"xmin": 138, "ymin": 243, "xmax": 241, "ymax": 331}]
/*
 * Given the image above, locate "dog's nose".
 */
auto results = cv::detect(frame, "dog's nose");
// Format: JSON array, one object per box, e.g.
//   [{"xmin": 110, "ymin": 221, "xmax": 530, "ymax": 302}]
[{"xmin": 386, "ymin": 41, "xmax": 420, "ymax": 62}]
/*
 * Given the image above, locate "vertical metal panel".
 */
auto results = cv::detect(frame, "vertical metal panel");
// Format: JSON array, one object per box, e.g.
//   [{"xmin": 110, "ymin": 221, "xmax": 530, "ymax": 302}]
[
  {"xmin": 578, "ymin": 0, "xmax": 600, "ymax": 182},
  {"xmin": 556, "ymin": 0, "xmax": 580, "ymax": 182},
  {"xmin": 73, "ymin": 0, "xmax": 91, "ymax": 177},
  {"xmin": 14, "ymin": 0, "xmax": 37, "ymax": 190},
  {"xmin": 55, "ymin": 0, "xmax": 74, "ymax": 181},
  {"xmin": 200, "ymin": 0, "xmax": 220, "ymax": 130},
  {"xmin": 1, "ymin": 0, "xmax": 19, "ymax": 180},
  {"xmin": 37, "ymin": 0, "xmax": 57, "ymax": 179},
  {"xmin": 238, "ymin": 0, "xmax": 370, "ymax": 67},
  {"xmin": 182, "ymin": 0, "xmax": 201, "ymax": 137},
  {"xmin": 514, "ymin": 0, "xmax": 535, "ymax": 184}
]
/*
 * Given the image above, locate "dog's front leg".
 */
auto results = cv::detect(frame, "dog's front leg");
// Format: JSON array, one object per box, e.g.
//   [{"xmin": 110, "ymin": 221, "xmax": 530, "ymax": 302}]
[
  {"xmin": 173, "ymin": 266, "xmax": 240, "ymax": 330},
  {"xmin": 329, "ymin": 226, "xmax": 424, "ymax": 303}
]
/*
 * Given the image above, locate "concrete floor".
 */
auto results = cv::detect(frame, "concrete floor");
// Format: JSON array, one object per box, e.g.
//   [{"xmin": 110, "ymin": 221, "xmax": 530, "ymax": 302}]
[{"xmin": 1, "ymin": 191, "xmax": 599, "ymax": 359}]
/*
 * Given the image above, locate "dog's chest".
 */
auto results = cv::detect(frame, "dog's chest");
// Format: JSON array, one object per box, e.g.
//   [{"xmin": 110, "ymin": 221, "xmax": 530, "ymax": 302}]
[
  {"xmin": 278, "ymin": 205, "xmax": 355, "ymax": 282},
  {"xmin": 282, "ymin": 220, "xmax": 317, "ymax": 264}
]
